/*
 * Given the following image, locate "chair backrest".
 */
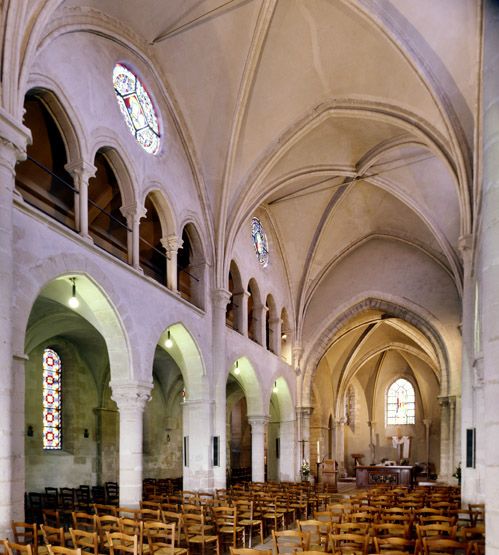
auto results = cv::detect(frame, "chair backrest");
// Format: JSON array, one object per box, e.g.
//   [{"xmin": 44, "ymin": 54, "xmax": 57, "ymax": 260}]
[
  {"xmin": 230, "ymin": 549, "xmax": 272, "ymax": 555},
  {"xmin": 416, "ymin": 523, "xmax": 457, "ymax": 541},
  {"xmin": 72, "ymin": 512, "xmax": 96, "ymax": 532},
  {"xmin": 96, "ymin": 515, "xmax": 121, "ymax": 544},
  {"xmin": 374, "ymin": 536, "xmax": 415, "ymax": 553},
  {"xmin": 46, "ymin": 546, "xmax": 81, "ymax": 555},
  {"xmin": 422, "ymin": 537, "xmax": 464, "ymax": 555},
  {"xmin": 272, "ymin": 530, "xmax": 310, "ymax": 554},
  {"xmin": 106, "ymin": 532, "xmax": 138, "ymax": 555},
  {"xmin": 44, "ymin": 489, "xmax": 59, "ymax": 510},
  {"xmin": 298, "ymin": 520, "xmax": 329, "ymax": 547},
  {"xmin": 329, "ymin": 533, "xmax": 369, "ymax": 555},
  {"xmin": 371, "ymin": 522, "xmax": 410, "ymax": 539},
  {"xmin": 60, "ymin": 489, "xmax": 75, "ymax": 510},
  {"xmin": 70, "ymin": 528, "xmax": 99, "ymax": 555},
  {"xmin": 6, "ymin": 542, "xmax": 33, "ymax": 555},
  {"xmin": 40, "ymin": 524, "xmax": 66, "ymax": 547},
  {"xmin": 144, "ymin": 521, "xmax": 176, "ymax": 553},
  {"xmin": 136, "ymin": 509, "xmax": 161, "ymax": 522},
  {"xmin": 42, "ymin": 510, "xmax": 61, "ymax": 529},
  {"xmin": 11, "ymin": 522, "xmax": 37, "ymax": 551},
  {"xmin": 93, "ymin": 504, "xmax": 117, "ymax": 517}
]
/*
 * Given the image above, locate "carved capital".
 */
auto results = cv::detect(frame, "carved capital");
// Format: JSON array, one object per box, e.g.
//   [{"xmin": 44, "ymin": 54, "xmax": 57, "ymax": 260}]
[
  {"xmin": 161, "ymin": 234, "xmax": 183, "ymax": 254},
  {"xmin": 247, "ymin": 415, "xmax": 270, "ymax": 429},
  {"xmin": 120, "ymin": 203, "xmax": 147, "ymax": 223},
  {"xmin": 111, "ymin": 382, "xmax": 152, "ymax": 412},
  {"xmin": 211, "ymin": 287, "xmax": 232, "ymax": 308},
  {"xmin": 65, "ymin": 160, "xmax": 96, "ymax": 184}
]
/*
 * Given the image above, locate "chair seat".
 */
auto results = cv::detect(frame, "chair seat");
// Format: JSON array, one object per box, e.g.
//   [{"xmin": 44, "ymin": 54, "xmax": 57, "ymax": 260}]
[
  {"xmin": 150, "ymin": 548, "xmax": 187, "ymax": 555},
  {"xmin": 188, "ymin": 535, "xmax": 219, "ymax": 544}
]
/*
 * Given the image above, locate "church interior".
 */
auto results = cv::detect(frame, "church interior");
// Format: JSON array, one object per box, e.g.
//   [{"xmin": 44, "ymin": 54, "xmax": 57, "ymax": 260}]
[{"xmin": 1, "ymin": 0, "xmax": 498, "ymax": 552}]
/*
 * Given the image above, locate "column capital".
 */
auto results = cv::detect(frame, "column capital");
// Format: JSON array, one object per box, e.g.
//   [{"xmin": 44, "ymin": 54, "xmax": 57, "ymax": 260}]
[
  {"xmin": 423, "ymin": 418, "xmax": 432, "ymax": 427},
  {"xmin": 296, "ymin": 406, "xmax": 313, "ymax": 417},
  {"xmin": 0, "ymin": 108, "xmax": 31, "ymax": 168},
  {"xmin": 247, "ymin": 415, "xmax": 270, "ymax": 428},
  {"xmin": 438, "ymin": 394, "xmax": 456, "ymax": 408},
  {"xmin": 161, "ymin": 233, "xmax": 183, "ymax": 254},
  {"xmin": 211, "ymin": 287, "xmax": 232, "ymax": 308},
  {"xmin": 65, "ymin": 159, "xmax": 96, "ymax": 182},
  {"xmin": 120, "ymin": 202, "xmax": 147, "ymax": 222},
  {"xmin": 111, "ymin": 381, "xmax": 152, "ymax": 411}
]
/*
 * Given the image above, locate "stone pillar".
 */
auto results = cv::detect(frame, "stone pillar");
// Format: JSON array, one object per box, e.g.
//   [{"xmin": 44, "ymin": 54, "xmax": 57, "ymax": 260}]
[
  {"xmin": 367, "ymin": 421, "xmax": 376, "ymax": 464},
  {"xmin": 182, "ymin": 399, "xmax": 214, "ymax": 491},
  {"xmin": 423, "ymin": 418, "xmax": 432, "ymax": 478},
  {"xmin": 336, "ymin": 417, "xmax": 346, "ymax": 476},
  {"xmin": 481, "ymin": 3, "xmax": 499, "ymax": 548},
  {"xmin": 248, "ymin": 416, "xmax": 268, "ymax": 482},
  {"xmin": 233, "ymin": 291, "xmax": 249, "ymax": 335},
  {"xmin": 121, "ymin": 204, "xmax": 147, "ymax": 269},
  {"xmin": 296, "ymin": 406, "xmax": 312, "ymax": 471},
  {"xmin": 279, "ymin": 419, "xmax": 296, "ymax": 482},
  {"xmin": 111, "ymin": 382, "xmax": 152, "ymax": 507},
  {"xmin": 65, "ymin": 160, "xmax": 96, "ymax": 240},
  {"xmin": 253, "ymin": 304, "xmax": 267, "ymax": 346},
  {"xmin": 438, "ymin": 396, "xmax": 451, "ymax": 481},
  {"xmin": 269, "ymin": 317, "xmax": 281, "ymax": 355},
  {"xmin": 161, "ymin": 234, "xmax": 182, "ymax": 292},
  {"xmin": 0, "ymin": 126, "xmax": 28, "ymax": 538},
  {"xmin": 212, "ymin": 288, "xmax": 231, "ymax": 489}
]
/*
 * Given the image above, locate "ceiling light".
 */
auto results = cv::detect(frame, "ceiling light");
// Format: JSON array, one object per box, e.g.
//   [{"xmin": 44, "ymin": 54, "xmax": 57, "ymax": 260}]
[
  {"xmin": 273, "ymin": 381, "xmax": 278, "ymax": 394},
  {"xmin": 165, "ymin": 330, "xmax": 173, "ymax": 349},
  {"xmin": 234, "ymin": 360, "xmax": 240, "ymax": 375},
  {"xmin": 281, "ymin": 333, "xmax": 287, "ymax": 341},
  {"xmin": 68, "ymin": 277, "xmax": 79, "ymax": 309}
]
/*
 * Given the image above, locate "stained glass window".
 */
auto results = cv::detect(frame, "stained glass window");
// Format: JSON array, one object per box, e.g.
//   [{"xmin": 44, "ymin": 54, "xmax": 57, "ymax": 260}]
[
  {"xmin": 386, "ymin": 378, "xmax": 415, "ymax": 425},
  {"xmin": 113, "ymin": 64, "xmax": 160, "ymax": 155},
  {"xmin": 43, "ymin": 348, "xmax": 62, "ymax": 449},
  {"xmin": 251, "ymin": 217, "xmax": 269, "ymax": 267}
]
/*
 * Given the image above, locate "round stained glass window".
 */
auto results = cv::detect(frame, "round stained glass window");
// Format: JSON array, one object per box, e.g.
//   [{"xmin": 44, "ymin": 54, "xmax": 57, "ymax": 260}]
[
  {"xmin": 113, "ymin": 64, "xmax": 161, "ymax": 155},
  {"xmin": 251, "ymin": 217, "xmax": 269, "ymax": 267}
]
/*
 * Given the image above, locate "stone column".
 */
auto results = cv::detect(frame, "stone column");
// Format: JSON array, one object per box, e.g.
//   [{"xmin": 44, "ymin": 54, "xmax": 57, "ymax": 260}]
[
  {"xmin": 121, "ymin": 204, "xmax": 147, "ymax": 269},
  {"xmin": 212, "ymin": 288, "xmax": 231, "ymax": 489},
  {"xmin": 367, "ymin": 421, "xmax": 376, "ymax": 464},
  {"xmin": 279, "ymin": 419, "xmax": 296, "ymax": 482},
  {"xmin": 336, "ymin": 417, "xmax": 347, "ymax": 476},
  {"xmin": 0, "ymin": 126, "xmax": 28, "ymax": 538},
  {"xmin": 296, "ymin": 406, "xmax": 312, "ymax": 470},
  {"xmin": 182, "ymin": 399, "xmax": 214, "ymax": 491},
  {"xmin": 111, "ymin": 382, "xmax": 152, "ymax": 507},
  {"xmin": 423, "ymin": 419, "xmax": 432, "ymax": 478},
  {"xmin": 253, "ymin": 304, "xmax": 267, "ymax": 346},
  {"xmin": 233, "ymin": 291, "xmax": 249, "ymax": 335},
  {"xmin": 438, "ymin": 396, "xmax": 451, "ymax": 481},
  {"xmin": 248, "ymin": 416, "xmax": 268, "ymax": 482},
  {"xmin": 481, "ymin": 3, "xmax": 499, "ymax": 547},
  {"xmin": 269, "ymin": 316, "xmax": 281, "ymax": 355},
  {"xmin": 161, "ymin": 234, "xmax": 182, "ymax": 291},
  {"xmin": 65, "ymin": 160, "xmax": 96, "ymax": 240}
]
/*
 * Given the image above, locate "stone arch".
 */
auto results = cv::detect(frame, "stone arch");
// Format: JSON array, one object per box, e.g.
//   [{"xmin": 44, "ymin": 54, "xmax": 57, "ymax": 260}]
[
  {"xmin": 14, "ymin": 266, "xmax": 131, "ymax": 383},
  {"xmin": 141, "ymin": 185, "xmax": 177, "ymax": 238},
  {"xmin": 247, "ymin": 277, "xmax": 263, "ymax": 345},
  {"xmin": 177, "ymin": 221, "xmax": 206, "ymax": 310},
  {"xmin": 229, "ymin": 356, "xmax": 264, "ymax": 416},
  {"xmin": 265, "ymin": 293, "xmax": 278, "ymax": 353},
  {"xmin": 302, "ymin": 295, "xmax": 450, "ymax": 405},
  {"xmin": 157, "ymin": 322, "xmax": 206, "ymax": 401}
]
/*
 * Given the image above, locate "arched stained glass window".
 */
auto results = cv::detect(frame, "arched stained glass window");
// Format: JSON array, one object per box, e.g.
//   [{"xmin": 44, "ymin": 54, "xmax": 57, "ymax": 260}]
[
  {"xmin": 251, "ymin": 217, "xmax": 269, "ymax": 267},
  {"xmin": 43, "ymin": 348, "xmax": 62, "ymax": 449},
  {"xmin": 113, "ymin": 64, "xmax": 160, "ymax": 155},
  {"xmin": 386, "ymin": 378, "xmax": 415, "ymax": 425}
]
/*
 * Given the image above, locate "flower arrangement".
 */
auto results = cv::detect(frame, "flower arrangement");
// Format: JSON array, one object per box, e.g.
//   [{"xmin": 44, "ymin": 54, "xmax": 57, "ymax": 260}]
[
  {"xmin": 301, "ymin": 459, "xmax": 310, "ymax": 478},
  {"xmin": 453, "ymin": 463, "xmax": 461, "ymax": 485}
]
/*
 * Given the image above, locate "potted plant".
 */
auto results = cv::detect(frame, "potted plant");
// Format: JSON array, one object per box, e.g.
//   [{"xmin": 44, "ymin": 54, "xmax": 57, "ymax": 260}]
[{"xmin": 300, "ymin": 459, "xmax": 311, "ymax": 481}]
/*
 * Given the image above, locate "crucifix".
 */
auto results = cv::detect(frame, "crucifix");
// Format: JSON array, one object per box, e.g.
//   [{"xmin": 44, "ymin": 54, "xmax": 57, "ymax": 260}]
[
  {"xmin": 389, "ymin": 428, "xmax": 411, "ymax": 464},
  {"xmin": 298, "ymin": 439, "xmax": 308, "ymax": 460}
]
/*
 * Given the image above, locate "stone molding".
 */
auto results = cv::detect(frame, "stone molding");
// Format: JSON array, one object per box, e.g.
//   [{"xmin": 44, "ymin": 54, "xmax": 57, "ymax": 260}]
[{"xmin": 111, "ymin": 382, "xmax": 152, "ymax": 411}]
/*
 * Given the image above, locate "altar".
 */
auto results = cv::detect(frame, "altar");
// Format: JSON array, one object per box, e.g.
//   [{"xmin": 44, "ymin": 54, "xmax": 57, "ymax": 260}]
[
  {"xmin": 317, "ymin": 459, "xmax": 338, "ymax": 492},
  {"xmin": 355, "ymin": 465, "xmax": 415, "ymax": 488}
]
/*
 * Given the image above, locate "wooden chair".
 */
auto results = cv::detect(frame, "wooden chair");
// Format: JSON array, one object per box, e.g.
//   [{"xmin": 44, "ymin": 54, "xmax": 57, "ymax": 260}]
[
  {"xmin": 272, "ymin": 530, "xmax": 310, "ymax": 554},
  {"xmin": 183, "ymin": 512, "xmax": 220, "ymax": 555},
  {"xmin": 212, "ymin": 506, "xmax": 245, "ymax": 551},
  {"xmin": 136, "ymin": 509, "xmax": 161, "ymax": 522},
  {"xmin": 46, "ymin": 547, "xmax": 82, "ymax": 555},
  {"xmin": 119, "ymin": 519, "xmax": 146, "ymax": 555},
  {"xmin": 233, "ymin": 499, "xmax": 263, "ymax": 548},
  {"xmin": 6, "ymin": 543, "xmax": 33, "ymax": 555},
  {"xmin": 160, "ymin": 511, "xmax": 184, "ymax": 547},
  {"xmin": 468, "ymin": 504, "xmax": 485, "ymax": 527},
  {"xmin": 422, "ymin": 538, "xmax": 467, "ymax": 555},
  {"xmin": 229, "ymin": 549, "xmax": 272, "ymax": 555},
  {"xmin": 96, "ymin": 515, "xmax": 121, "ymax": 550},
  {"xmin": 70, "ymin": 528, "xmax": 101, "ymax": 555},
  {"xmin": 298, "ymin": 520, "xmax": 330, "ymax": 551},
  {"xmin": 106, "ymin": 533, "xmax": 137, "ymax": 555},
  {"xmin": 72, "ymin": 512, "xmax": 97, "ymax": 533},
  {"xmin": 371, "ymin": 523, "xmax": 410, "ymax": 540},
  {"xmin": 373, "ymin": 536, "xmax": 415, "ymax": 554},
  {"xmin": 144, "ymin": 521, "xmax": 188, "ymax": 555},
  {"xmin": 261, "ymin": 501, "xmax": 286, "ymax": 537},
  {"xmin": 328, "ymin": 532, "xmax": 369, "ymax": 555},
  {"xmin": 11, "ymin": 522, "xmax": 39, "ymax": 555},
  {"xmin": 416, "ymin": 524, "xmax": 457, "ymax": 542},
  {"xmin": 42, "ymin": 510, "xmax": 61, "ymax": 529},
  {"xmin": 40, "ymin": 524, "xmax": 66, "ymax": 548},
  {"xmin": 93, "ymin": 505, "xmax": 118, "ymax": 517}
]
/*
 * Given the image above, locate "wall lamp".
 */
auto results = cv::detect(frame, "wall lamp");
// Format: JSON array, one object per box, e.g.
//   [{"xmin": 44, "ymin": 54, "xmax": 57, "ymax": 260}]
[
  {"xmin": 165, "ymin": 330, "xmax": 173, "ymax": 349},
  {"xmin": 68, "ymin": 277, "xmax": 79, "ymax": 309}
]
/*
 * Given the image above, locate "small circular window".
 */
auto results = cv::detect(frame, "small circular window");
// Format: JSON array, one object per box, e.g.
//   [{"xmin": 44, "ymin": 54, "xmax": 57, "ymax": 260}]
[
  {"xmin": 251, "ymin": 217, "xmax": 269, "ymax": 267},
  {"xmin": 113, "ymin": 63, "xmax": 160, "ymax": 155}
]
